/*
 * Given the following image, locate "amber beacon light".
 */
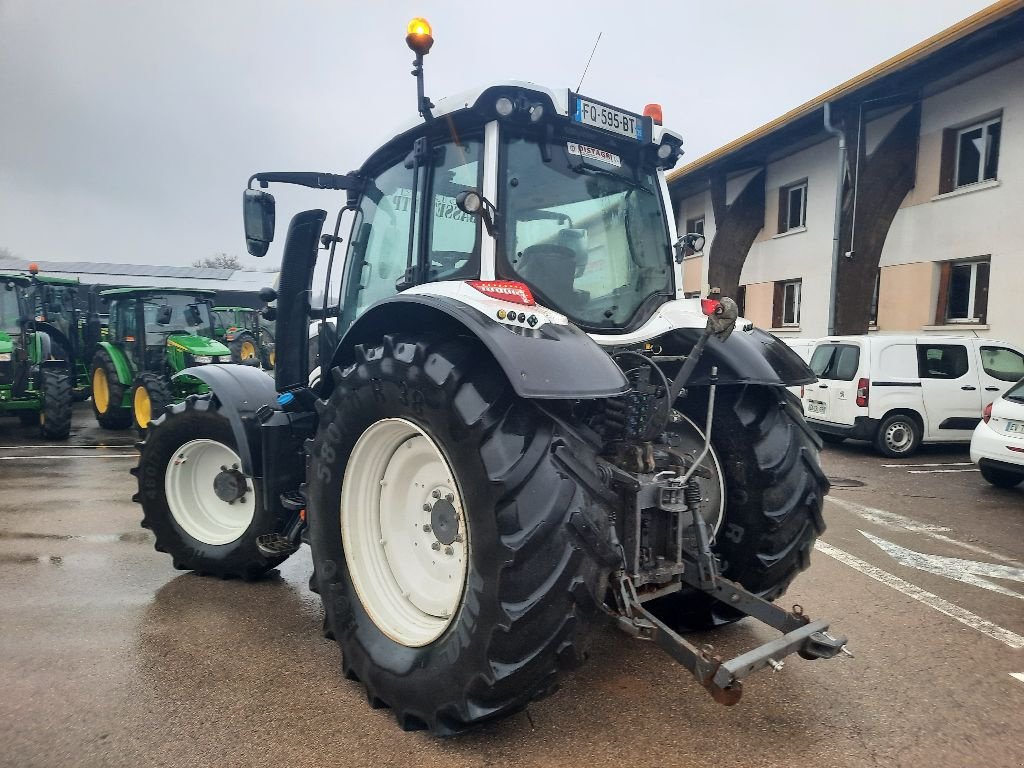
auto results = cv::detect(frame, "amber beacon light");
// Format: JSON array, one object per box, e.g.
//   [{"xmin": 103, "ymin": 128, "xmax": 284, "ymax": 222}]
[{"xmin": 406, "ymin": 17, "xmax": 434, "ymax": 55}]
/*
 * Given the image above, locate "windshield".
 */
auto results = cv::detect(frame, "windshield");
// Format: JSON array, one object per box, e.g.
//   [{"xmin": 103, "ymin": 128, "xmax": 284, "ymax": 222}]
[
  {"xmin": 140, "ymin": 295, "xmax": 213, "ymax": 344},
  {"xmin": 498, "ymin": 131, "xmax": 673, "ymax": 330},
  {"xmin": 0, "ymin": 286, "xmax": 25, "ymax": 334}
]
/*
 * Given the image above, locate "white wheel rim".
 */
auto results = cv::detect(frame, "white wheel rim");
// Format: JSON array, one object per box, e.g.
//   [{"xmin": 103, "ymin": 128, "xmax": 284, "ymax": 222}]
[
  {"xmin": 341, "ymin": 418, "xmax": 469, "ymax": 648},
  {"xmin": 165, "ymin": 439, "xmax": 255, "ymax": 545}
]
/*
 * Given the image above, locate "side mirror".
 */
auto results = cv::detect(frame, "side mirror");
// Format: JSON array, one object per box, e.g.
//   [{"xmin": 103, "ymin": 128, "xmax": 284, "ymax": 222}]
[
  {"xmin": 674, "ymin": 232, "xmax": 706, "ymax": 263},
  {"xmin": 243, "ymin": 189, "xmax": 276, "ymax": 257},
  {"xmin": 156, "ymin": 305, "xmax": 173, "ymax": 325}
]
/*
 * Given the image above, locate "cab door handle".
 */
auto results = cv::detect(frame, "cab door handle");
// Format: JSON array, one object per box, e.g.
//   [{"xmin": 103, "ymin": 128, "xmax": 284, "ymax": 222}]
[
  {"xmin": 961, "ymin": 385, "xmax": 977, "ymax": 391},
  {"xmin": 985, "ymin": 386, "xmax": 999, "ymax": 392},
  {"xmin": 818, "ymin": 384, "xmax": 829, "ymax": 389}
]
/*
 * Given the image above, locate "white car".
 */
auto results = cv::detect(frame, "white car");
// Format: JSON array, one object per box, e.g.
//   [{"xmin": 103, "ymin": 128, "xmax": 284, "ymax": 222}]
[{"xmin": 970, "ymin": 377, "xmax": 1024, "ymax": 489}]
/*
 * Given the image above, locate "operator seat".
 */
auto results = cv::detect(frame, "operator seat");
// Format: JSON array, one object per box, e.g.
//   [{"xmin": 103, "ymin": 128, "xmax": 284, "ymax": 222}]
[{"xmin": 518, "ymin": 244, "xmax": 579, "ymax": 313}]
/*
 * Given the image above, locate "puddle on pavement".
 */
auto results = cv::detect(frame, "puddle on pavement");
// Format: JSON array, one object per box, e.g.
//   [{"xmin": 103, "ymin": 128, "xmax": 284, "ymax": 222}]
[
  {"xmin": 0, "ymin": 553, "xmax": 63, "ymax": 565},
  {"xmin": 0, "ymin": 531, "xmax": 151, "ymax": 544}
]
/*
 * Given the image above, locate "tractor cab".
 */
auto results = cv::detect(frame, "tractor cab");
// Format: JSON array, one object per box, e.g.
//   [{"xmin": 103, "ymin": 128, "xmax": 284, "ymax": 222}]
[
  {"xmin": 90, "ymin": 288, "xmax": 231, "ymax": 432},
  {"xmin": 212, "ymin": 306, "xmax": 275, "ymax": 366}
]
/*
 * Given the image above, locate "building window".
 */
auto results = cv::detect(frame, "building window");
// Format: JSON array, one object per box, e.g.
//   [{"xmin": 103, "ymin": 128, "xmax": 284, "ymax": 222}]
[
  {"xmin": 935, "ymin": 259, "xmax": 990, "ymax": 324},
  {"xmin": 940, "ymin": 115, "xmax": 1001, "ymax": 193},
  {"xmin": 685, "ymin": 216, "xmax": 705, "ymax": 237},
  {"xmin": 777, "ymin": 181, "xmax": 807, "ymax": 233},
  {"xmin": 772, "ymin": 279, "xmax": 801, "ymax": 327}
]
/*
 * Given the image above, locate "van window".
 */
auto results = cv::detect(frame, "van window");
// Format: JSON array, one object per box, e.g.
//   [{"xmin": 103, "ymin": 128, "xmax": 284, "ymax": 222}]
[
  {"xmin": 917, "ymin": 344, "xmax": 969, "ymax": 379},
  {"xmin": 809, "ymin": 343, "xmax": 860, "ymax": 381},
  {"xmin": 979, "ymin": 346, "xmax": 1024, "ymax": 382}
]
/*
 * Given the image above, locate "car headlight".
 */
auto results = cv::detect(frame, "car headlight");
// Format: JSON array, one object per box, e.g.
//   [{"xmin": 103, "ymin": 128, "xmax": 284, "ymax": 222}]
[{"xmin": 192, "ymin": 355, "xmax": 213, "ymax": 364}]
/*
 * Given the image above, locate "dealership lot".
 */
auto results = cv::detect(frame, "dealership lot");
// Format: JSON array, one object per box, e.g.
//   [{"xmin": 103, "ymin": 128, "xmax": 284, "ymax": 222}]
[{"xmin": 1, "ymin": 404, "xmax": 1021, "ymax": 768}]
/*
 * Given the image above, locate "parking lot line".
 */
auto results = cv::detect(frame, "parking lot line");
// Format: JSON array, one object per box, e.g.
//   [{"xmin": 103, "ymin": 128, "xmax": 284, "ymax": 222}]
[
  {"xmin": 1011, "ymin": 673, "xmax": 1024, "ymax": 685},
  {"xmin": 0, "ymin": 455, "xmax": 136, "ymax": 460},
  {"xmin": 815, "ymin": 540, "xmax": 1024, "ymax": 649},
  {"xmin": 881, "ymin": 462, "xmax": 974, "ymax": 468},
  {"xmin": 906, "ymin": 468, "xmax": 980, "ymax": 474}
]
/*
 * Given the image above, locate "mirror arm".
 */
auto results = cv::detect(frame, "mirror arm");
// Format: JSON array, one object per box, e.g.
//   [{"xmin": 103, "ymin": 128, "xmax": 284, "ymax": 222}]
[{"xmin": 248, "ymin": 172, "xmax": 362, "ymax": 192}]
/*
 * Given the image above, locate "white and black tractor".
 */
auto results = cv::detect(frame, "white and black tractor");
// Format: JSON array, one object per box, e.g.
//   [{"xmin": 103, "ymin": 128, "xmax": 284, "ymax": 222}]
[{"xmin": 133, "ymin": 18, "xmax": 847, "ymax": 735}]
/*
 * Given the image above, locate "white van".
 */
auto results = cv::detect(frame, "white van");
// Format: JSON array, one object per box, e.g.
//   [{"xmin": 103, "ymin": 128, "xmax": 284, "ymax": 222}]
[{"xmin": 799, "ymin": 335, "xmax": 1024, "ymax": 457}]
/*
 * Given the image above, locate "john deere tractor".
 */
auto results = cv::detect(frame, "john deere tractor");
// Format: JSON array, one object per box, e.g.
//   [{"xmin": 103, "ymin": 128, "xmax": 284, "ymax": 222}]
[
  {"xmin": 0, "ymin": 272, "xmax": 73, "ymax": 438},
  {"xmin": 212, "ymin": 306, "xmax": 275, "ymax": 368},
  {"xmin": 91, "ymin": 288, "xmax": 231, "ymax": 432},
  {"xmin": 133, "ymin": 18, "xmax": 847, "ymax": 735}
]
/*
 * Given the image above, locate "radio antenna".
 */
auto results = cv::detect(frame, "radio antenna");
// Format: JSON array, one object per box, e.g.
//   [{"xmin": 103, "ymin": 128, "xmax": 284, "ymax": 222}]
[{"xmin": 575, "ymin": 32, "xmax": 602, "ymax": 93}]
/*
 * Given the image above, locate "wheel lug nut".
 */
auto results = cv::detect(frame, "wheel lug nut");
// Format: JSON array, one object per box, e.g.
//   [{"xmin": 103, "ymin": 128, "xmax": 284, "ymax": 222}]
[
  {"xmin": 220, "ymin": 465, "xmax": 228, "ymax": 472},
  {"xmin": 445, "ymin": 493, "xmax": 454, "ymax": 503},
  {"xmin": 422, "ymin": 524, "xmax": 432, "ymax": 532},
  {"xmin": 431, "ymin": 542, "xmax": 440, "ymax": 551},
  {"xmin": 423, "ymin": 503, "xmax": 431, "ymax": 512},
  {"xmin": 444, "ymin": 546, "xmax": 454, "ymax": 556},
  {"xmin": 432, "ymin": 490, "xmax": 441, "ymax": 499}
]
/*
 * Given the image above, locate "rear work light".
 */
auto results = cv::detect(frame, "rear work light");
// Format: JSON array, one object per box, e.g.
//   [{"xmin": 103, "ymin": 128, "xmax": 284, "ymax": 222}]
[
  {"xmin": 467, "ymin": 280, "xmax": 535, "ymax": 306},
  {"xmin": 856, "ymin": 378, "xmax": 869, "ymax": 408},
  {"xmin": 983, "ymin": 401, "xmax": 993, "ymax": 424}
]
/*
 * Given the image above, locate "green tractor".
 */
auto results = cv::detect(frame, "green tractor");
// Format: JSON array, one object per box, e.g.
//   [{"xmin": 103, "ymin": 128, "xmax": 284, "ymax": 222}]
[
  {"xmin": 90, "ymin": 288, "xmax": 231, "ymax": 432},
  {"xmin": 212, "ymin": 306, "xmax": 275, "ymax": 368},
  {"xmin": 0, "ymin": 272, "xmax": 74, "ymax": 438}
]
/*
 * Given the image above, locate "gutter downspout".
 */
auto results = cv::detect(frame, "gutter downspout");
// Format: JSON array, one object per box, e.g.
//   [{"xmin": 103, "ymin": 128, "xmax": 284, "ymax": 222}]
[{"xmin": 823, "ymin": 102, "xmax": 846, "ymax": 337}]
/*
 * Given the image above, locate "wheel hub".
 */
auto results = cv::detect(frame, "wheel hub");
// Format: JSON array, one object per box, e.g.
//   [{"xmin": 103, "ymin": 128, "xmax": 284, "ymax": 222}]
[
  {"xmin": 213, "ymin": 465, "xmax": 248, "ymax": 503},
  {"xmin": 429, "ymin": 496, "xmax": 460, "ymax": 546}
]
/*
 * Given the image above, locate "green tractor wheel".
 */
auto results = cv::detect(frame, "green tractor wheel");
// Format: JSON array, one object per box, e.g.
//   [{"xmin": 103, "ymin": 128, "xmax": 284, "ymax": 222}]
[
  {"xmin": 131, "ymin": 372, "xmax": 174, "ymax": 433},
  {"xmin": 39, "ymin": 368, "xmax": 73, "ymax": 440},
  {"xmin": 90, "ymin": 350, "xmax": 132, "ymax": 430}
]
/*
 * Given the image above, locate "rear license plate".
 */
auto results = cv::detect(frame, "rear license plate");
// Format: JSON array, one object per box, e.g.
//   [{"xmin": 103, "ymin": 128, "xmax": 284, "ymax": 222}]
[
  {"xmin": 572, "ymin": 96, "xmax": 644, "ymax": 141},
  {"xmin": 1006, "ymin": 419, "xmax": 1023, "ymax": 434},
  {"xmin": 807, "ymin": 400, "xmax": 827, "ymax": 415}
]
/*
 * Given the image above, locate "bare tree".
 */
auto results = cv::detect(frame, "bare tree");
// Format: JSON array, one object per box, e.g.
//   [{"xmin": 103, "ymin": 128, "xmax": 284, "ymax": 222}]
[{"xmin": 192, "ymin": 252, "xmax": 241, "ymax": 270}]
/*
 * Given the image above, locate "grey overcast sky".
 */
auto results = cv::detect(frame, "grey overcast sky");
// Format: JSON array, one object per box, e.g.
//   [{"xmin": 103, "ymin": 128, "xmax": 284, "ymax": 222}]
[{"xmin": 0, "ymin": 0, "xmax": 994, "ymax": 269}]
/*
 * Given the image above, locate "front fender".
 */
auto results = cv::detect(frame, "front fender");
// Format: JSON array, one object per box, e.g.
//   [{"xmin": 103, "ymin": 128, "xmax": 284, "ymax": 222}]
[
  {"xmin": 657, "ymin": 327, "xmax": 816, "ymax": 387},
  {"xmin": 173, "ymin": 364, "xmax": 277, "ymax": 476},
  {"xmin": 330, "ymin": 295, "xmax": 629, "ymax": 400},
  {"xmin": 97, "ymin": 341, "xmax": 133, "ymax": 385}
]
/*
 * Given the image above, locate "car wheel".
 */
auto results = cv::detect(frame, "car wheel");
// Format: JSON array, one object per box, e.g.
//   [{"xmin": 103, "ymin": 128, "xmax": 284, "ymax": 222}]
[
  {"xmin": 873, "ymin": 413, "xmax": 922, "ymax": 458},
  {"xmin": 979, "ymin": 464, "xmax": 1023, "ymax": 489}
]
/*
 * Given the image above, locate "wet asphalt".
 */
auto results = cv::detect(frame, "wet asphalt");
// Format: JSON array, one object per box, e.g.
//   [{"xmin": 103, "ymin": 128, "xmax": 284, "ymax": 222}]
[{"xmin": 1, "ymin": 402, "xmax": 1022, "ymax": 768}]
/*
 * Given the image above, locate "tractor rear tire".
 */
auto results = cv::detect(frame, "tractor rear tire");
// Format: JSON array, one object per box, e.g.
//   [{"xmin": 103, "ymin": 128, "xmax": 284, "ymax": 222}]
[
  {"xmin": 131, "ymin": 372, "xmax": 173, "ymax": 433},
  {"xmin": 647, "ymin": 384, "xmax": 829, "ymax": 632},
  {"xmin": 229, "ymin": 333, "xmax": 259, "ymax": 364},
  {"xmin": 90, "ymin": 350, "xmax": 132, "ymax": 430},
  {"xmin": 307, "ymin": 334, "xmax": 612, "ymax": 735},
  {"xmin": 39, "ymin": 368, "xmax": 73, "ymax": 440},
  {"xmin": 132, "ymin": 395, "xmax": 292, "ymax": 579}
]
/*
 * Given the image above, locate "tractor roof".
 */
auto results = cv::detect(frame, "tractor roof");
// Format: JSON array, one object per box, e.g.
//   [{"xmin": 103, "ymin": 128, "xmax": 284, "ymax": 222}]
[
  {"xmin": 0, "ymin": 271, "xmax": 79, "ymax": 286},
  {"xmin": 100, "ymin": 287, "xmax": 218, "ymax": 298}
]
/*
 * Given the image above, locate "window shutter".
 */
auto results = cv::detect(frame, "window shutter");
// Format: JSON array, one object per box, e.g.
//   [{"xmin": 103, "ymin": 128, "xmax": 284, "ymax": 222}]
[
  {"xmin": 772, "ymin": 281, "xmax": 784, "ymax": 328},
  {"xmin": 974, "ymin": 261, "xmax": 990, "ymax": 323},
  {"xmin": 777, "ymin": 188, "xmax": 787, "ymax": 233},
  {"xmin": 939, "ymin": 128, "xmax": 957, "ymax": 194},
  {"xmin": 934, "ymin": 262, "xmax": 952, "ymax": 325}
]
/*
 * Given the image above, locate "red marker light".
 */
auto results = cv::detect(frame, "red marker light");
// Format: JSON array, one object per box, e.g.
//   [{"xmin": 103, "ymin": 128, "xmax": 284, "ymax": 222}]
[
  {"xmin": 700, "ymin": 298, "xmax": 720, "ymax": 316},
  {"xmin": 28, "ymin": 262, "xmax": 39, "ymax": 275},
  {"xmin": 468, "ymin": 280, "xmax": 535, "ymax": 306},
  {"xmin": 643, "ymin": 103, "xmax": 663, "ymax": 125},
  {"xmin": 856, "ymin": 378, "xmax": 870, "ymax": 407}
]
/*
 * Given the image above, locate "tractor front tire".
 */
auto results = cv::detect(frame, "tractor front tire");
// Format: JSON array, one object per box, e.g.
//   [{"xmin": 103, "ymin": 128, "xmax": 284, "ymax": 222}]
[
  {"xmin": 648, "ymin": 384, "xmax": 829, "ymax": 631},
  {"xmin": 90, "ymin": 350, "xmax": 132, "ymax": 430},
  {"xmin": 132, "ymin": 395, "xmax": 292, "ymax": 579},
  {"xmin": 307, "ymin": 335, "xmax": 611, "ymax": 735},
  {"xmin": 131, "ymin": 372, "xmax": 173, "ymax": 433},
  {"xmin": 229, "ymin": 333, "xmax": 259, "ymax": 364},
  {"xmin": 39, "ymin": 368, "xmax": 73, "ymax": 440}
]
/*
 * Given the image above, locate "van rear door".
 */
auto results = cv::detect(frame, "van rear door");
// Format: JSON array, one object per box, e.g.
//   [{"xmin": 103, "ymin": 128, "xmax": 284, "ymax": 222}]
[
  {"xmin": 916, "ymin": 341, "xmax": 981, "ymax": 440},
  {"xmin": 806, "ymin": 342, "xmax": 861, "ymax": 426}
]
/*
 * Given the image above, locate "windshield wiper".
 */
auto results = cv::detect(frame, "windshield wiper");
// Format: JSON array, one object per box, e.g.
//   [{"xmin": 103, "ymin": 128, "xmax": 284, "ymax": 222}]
[{"xmin": 570, "ymin": 162, "xmax": 652, "ymax": 195}]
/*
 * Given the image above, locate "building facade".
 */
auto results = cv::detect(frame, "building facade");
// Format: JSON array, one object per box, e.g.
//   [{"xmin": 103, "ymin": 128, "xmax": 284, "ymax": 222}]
[{"xmin": 670, "ymin": 1, "xmax": 1024, "ymax": 346}]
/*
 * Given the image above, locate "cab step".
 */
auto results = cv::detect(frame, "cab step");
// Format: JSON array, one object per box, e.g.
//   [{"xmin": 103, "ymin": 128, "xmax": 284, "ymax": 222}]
[{"xmin": 256, "ymin": 533, "xmax": 300, "ymax": 558}]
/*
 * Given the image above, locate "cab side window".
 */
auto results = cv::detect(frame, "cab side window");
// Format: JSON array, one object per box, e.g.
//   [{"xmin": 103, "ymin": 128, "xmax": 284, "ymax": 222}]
[
  {"xmin": 426, "ymin": 140, "xmax": 482, "ymax": 282},
  {"xmin": 917, "ymin": 344, "xmax": 969, "ymax": 379},
  {"xmin": 979, "ymin": 346, "xmax": 1024, "ymax": 382}
]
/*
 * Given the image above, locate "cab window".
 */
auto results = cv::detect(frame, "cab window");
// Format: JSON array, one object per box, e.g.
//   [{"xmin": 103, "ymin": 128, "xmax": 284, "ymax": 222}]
[
  {"xmin": 425, "ymin": 140, "xmax": 482, "ymax": 281},
  {"xmin": 979, "ymin": 346, "xmax": 1024, "ymax": 382}
]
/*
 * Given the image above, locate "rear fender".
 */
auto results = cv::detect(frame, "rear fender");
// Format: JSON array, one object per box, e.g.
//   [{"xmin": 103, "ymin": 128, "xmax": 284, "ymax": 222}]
[
  {"xmin": 327, "ymin": 295, "xmax": 629, "ymax": 400},
  {"xmin": 657, "ymin": 327, "xmax": 817, "ymax": 387},
  {"xmin": 97, "ymin": 341, "xmax": 132, "ymax": 385},
  {"xmin": 172, "ymin": 364, "xmax": 277, "ymax": 477}
]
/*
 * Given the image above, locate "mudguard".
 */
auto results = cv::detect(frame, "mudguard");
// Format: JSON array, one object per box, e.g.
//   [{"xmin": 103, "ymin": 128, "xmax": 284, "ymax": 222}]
[
  {"xmin": 329, "ymin": 294, "xmax": 630, "ymax": 400},
  {"xmin": 97, "ymin": 341, "xmax": 133, "ymax": 385},
  {"xmin": 656, "ymin": 326, "xmax": 817, "ymax": 387},
  {"xmin": 172, "ymin": 364, "xmax": 278, "ymax": 476}
]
